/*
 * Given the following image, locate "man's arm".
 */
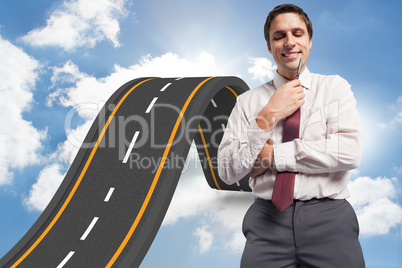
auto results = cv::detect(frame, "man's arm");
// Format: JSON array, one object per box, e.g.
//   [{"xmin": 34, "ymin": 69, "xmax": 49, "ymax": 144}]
[
  {"xmin": 217, "ymin": 99, "xmax": 272, "ymax": 185},
  {"xmin": 218, "ymin": 80, "xmax": 305, "ymax": 183},
  {"xmin": 274, "ymin": 76, "xmax": 363, "ymax": 174},
  {"xmin": 250, "ymin": 79, "xmax": 305, "ymax": 176},
  {"xmin": 250, "ymin": 139, "xmax": 275, "ymax": 178},
  {"xmin": 256, "ymin": 79, "xmax": 305, "ymax": 132}
]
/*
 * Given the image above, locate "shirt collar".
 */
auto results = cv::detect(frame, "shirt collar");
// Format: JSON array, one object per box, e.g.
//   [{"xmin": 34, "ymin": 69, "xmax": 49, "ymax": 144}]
[{"xmin": 273, "ymin": 67, "xmax": 311, "ymax": 90}]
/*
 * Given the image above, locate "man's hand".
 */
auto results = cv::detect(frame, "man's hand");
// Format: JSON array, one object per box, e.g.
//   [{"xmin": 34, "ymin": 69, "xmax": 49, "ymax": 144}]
[
  {"xmin": 251, "ymin": 139, "xmax": 275, "ymax": 177},
  {"xmin": 256, "ymin": 79, "xmax": 305, "ymax": 132}
]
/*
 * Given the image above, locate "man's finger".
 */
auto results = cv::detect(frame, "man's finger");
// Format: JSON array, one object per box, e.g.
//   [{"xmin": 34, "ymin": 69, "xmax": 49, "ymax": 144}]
[
  {"xmin": 295, "ymin": 85, "xmax": 305, "ymax": 94},
  {"xmin": 298, "ymin": 91, "xmax": 306, "ymax": 100},
  {"xmin": 288, "ymin": 79, "xmax": 302, "ymax": 87}
]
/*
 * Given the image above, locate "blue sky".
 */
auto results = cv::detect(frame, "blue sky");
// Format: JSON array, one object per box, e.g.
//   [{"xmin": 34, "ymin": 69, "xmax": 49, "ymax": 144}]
[{"xmin": 0, "ymin": 0, "xmax": 401, "ymax": 267}]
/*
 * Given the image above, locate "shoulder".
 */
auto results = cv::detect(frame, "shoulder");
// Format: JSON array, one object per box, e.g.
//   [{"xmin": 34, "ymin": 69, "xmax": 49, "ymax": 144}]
[
  {"xmin": 237, "ymin": 80, "xmax": 275, "ymax": 102},
  {"xmin": 311, "ymin": 72, "xmax": 350, "ymax": 86},
  {"xmin": 233, "ymin": 80, "xmax": 276, "ymax": 117},
  {"xmin": 311, "ymin": 73, "xmax": 352, "ymax": 96}
]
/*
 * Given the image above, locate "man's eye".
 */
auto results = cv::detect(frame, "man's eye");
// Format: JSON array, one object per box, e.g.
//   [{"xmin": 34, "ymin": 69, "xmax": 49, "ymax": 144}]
[
  {"xmin": 273, "ymin": 36, "xmax": 283, "ymax": 40},
  {"xmin": 294, "ymin": 31, "xmax": 303, "ymax": 37}
]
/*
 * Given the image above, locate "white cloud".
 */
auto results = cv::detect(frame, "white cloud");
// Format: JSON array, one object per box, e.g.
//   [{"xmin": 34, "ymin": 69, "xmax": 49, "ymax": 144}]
[
  {"xmin": 392, "ymin": 164, "xmax": 402, "ymax": 173},
  {"xmin": 378, "ymin": 96, "xmax": 402, "ymax": 129},
  {"xmin": 225, "ymin": 231, "xmax": 245, "ymax": 252},
  {"xmin": 163, "ymin": 144, "xmax": 223, "ymax": 225},
  {"xmin": 48, "ymin": 52, "xmax": 224, "ymax": 119},
  {"xmin": 163, "ymin": 144, "xmax": 252, "ymax": 254},
  {"xmin": 248, "ymin": 57, "xmax": 276, "ymax": 82},
  {"xmin": 355, "ymin": 198, "xmax": 401, "ymax": 236},
  {"xmin": 165, "ymin": 172, "xmax": 402, "ymax": 257},
  {"xmin": 23, "ymin": 164, "xmax": 64, "ymax": 211},
  {"xmin": 348, "ymin": 176, "xmax": 402, "ymax": 236},
  {"xmin": 166, "ymin": 171, "xmax": 402, "ymax": 256},
  {"xmin": 21, "ymin": 0, "xmax": 129, "ymax": 51},
  {"xmin": 194, "ymin": 226, "xmax": 214, "ymax": 253},
  {"xmin": 47, "ymin": 60, "xmax": 87, "ymax": 107},
  {"xmin": 22, "ymin": 118, "xmax": 93, "ymax": 210},
  {"xmin": 26, "ymin": 52, "xmax": 230, "ymax": 211},
  {"xmin": 50, "ymin": 60, "xmax": 86, "ymax": 88},
  {"xmin": 348, "ymin": 176, "xmax": 397, "ymax": 207},
  {"xmin": 0, "ymin": 35, "xmax": 47, "ymax": 185},
  {"xmin": 22, "ymin": 119, "xmax": 94, "ymax": 210}
]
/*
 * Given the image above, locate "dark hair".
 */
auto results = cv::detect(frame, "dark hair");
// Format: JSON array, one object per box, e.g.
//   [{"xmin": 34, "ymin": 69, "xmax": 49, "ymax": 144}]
[{"xmin": 264, "ymin": 4, "xmax": 313, "ymax": 46}]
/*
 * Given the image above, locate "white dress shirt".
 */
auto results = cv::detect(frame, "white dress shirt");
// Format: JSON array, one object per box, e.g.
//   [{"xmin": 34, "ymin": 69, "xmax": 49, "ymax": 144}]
[{"xmin": 217, "ymin": 67, "xmax": 363, "ymax": 200}]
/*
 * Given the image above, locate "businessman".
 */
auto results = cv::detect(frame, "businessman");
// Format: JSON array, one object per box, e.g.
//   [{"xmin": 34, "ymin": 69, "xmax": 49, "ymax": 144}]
[{"xmin": 218, "ymin": 4, "xmax": 365, "ymax": 267}]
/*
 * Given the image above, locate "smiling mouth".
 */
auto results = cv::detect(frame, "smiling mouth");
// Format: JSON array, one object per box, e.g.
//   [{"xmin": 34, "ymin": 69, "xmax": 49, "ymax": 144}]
[
  {"xmin": 282, "ymin": 50, "xmax": 301, "ymax": 57},
  {"xmin": 283, "ymin": 52, "xmax": 299, "ymax": 57}
]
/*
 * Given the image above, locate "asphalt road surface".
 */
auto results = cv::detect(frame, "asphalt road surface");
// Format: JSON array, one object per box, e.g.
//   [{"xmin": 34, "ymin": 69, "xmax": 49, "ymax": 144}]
[{"xmin": 0, "ymin": 76, "xmax": 250, "ymax": 268}]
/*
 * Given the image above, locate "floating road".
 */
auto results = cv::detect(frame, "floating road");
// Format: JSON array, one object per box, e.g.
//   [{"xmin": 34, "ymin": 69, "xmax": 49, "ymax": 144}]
[{"xmin": 0, "ymin": 76, "xmax": 251, "ymax": 268}]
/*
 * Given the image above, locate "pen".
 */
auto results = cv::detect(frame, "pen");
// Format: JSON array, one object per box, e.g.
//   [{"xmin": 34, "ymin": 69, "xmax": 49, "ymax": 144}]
[
  {"xmin": 296, "ymin": 56, "xmax": 303, "ymax": 79},
  {"xmin": 296, "ymin": 56, "xmax": 308, "ymax": 90}
]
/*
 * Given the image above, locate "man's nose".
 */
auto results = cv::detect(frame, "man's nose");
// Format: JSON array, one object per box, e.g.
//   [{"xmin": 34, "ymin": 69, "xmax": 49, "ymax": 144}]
[{"xmin": 284, "ymin": 34, "xmax": 295, "ymax": 48}]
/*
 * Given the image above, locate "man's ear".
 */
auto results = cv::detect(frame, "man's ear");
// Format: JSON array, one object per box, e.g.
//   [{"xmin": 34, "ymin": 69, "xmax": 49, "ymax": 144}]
[
  {"xmin": 267, "ymin": 41, "xmax": 272, "ymax": 54},
  {"xmin": 309, "ymin": 39, "xmax": 312, "ymax": 50}
]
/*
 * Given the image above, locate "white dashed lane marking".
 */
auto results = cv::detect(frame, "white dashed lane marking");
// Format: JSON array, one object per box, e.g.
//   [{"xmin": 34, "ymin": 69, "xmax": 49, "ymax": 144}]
[
  {"xmin": 80, "ymin": 217, "xmax": 99, "ymax": 241},
  {"xmin": 211, "ymin": 99, "xmax": 217, "ymax": 108},
  {"xmin": 160, "ymin": 83, "xmax": 172, "ymax": 92},
  {"xmin": 104, "ymin": 188, "xmax": 115, "ymax": 202},
  {"xmin": 57, "ymin": 251, "xmax": 75, "ymax": 268},
  {"xmin": 145, "ymin": 97, "xmax": 158, "ymax": 113},
  {"xmin": 123, "ymin": 131, "xmax": 140, "ymax": 164}
]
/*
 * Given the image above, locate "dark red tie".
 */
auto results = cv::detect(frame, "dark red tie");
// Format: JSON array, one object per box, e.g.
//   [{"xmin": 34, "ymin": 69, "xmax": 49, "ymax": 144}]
[{"xmin": 271, "ymin": 108, "xmax": 300, "ymax": 212}]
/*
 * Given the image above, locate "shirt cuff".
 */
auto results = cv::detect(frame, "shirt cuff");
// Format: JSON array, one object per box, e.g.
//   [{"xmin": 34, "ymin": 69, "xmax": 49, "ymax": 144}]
[
  {"xmin": 274, "ymin": 141, "xmax": 297, "ymax": 172},
  {"xmin": 246, "ymin": 118, "xmax": 272, "ymax": 156}
]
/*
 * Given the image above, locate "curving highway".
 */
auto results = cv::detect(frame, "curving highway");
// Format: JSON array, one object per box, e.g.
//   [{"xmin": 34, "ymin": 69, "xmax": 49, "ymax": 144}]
[{"xmin": 0, "ymin": 76, "xmax": 251, "ymax": 268}]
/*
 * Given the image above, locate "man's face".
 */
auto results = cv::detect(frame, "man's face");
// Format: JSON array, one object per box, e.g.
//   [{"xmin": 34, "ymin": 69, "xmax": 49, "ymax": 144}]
[{"xmin": 268, "ymin": 12, "xmax": 312, "ymax": 80}]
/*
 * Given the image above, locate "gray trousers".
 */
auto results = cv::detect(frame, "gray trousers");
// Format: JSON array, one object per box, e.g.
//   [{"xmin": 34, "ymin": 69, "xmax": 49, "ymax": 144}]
[{"xmin": 241, "ymin": 198, "xmax": 365, "ymax": 268}]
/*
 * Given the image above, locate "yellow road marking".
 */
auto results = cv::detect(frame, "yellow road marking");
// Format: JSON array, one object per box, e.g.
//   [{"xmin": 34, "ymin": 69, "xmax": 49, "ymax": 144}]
[
  {"xmin": 11, "ymin": 78, "xmax": 156, "ymax": 268},
  {"xmin": 12, "ymin": 78, "xmax": 239, "ymax": 267},
  {"xmin": 225, "ymin": 86, "xmax": 238, "ymax": 97},
  {"xmin": 197, "ymin": 125, "xmax": 222, "ymax": 190},
  {"xmin": 196, "ymin": 86, "xmax": 239, "ymax": 190},
  {"xmin": 106, "ymin": 76, "xmax": 216, "ymax": 267}
]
